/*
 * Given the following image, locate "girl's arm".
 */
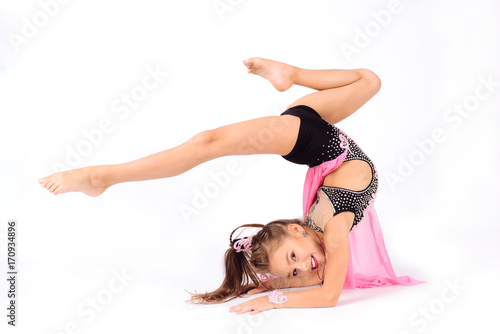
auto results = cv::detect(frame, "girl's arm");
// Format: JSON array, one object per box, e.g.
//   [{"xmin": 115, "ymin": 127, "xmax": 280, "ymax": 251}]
[
  {"xmin": 230, "ymin": 214, "xmax": 351, "ymax": 314},
  {"xmin": 242, "ymin": 270, "xmax": 322, "ymax": 297},
  {"xmin": 279, "ymin": 215, "xmax": 351, "ymax": 308},
  {"xmin": 264, "ymin": 270, "xmax": 323, "ymax": 289}
]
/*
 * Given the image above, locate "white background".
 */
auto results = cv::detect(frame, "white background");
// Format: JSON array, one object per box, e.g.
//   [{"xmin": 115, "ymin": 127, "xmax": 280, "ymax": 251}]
[{"xmin": 1, "ymin": 0, "xmax": 499, "ymax": 333}]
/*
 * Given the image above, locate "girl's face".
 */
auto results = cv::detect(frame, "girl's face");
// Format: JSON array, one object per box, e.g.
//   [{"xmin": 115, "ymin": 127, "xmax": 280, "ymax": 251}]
[{"xmin": 268, "ymin": 224, "xmax": 326, "ymax": 279}]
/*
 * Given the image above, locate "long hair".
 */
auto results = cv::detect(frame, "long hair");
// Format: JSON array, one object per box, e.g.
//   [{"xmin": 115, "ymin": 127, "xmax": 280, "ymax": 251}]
[{"xmin": 186, "ymin": 218, "xmax": 317, "ymax": 304}]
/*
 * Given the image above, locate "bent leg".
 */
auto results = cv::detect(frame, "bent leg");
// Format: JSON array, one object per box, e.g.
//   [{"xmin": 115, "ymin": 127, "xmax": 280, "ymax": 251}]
[
  {"xmin": 286, "ymin": 69, "xmax": 381, "ymax": 125},
  {"xmin": 244, "ymin": 57, "xmax": 381, "ymax": 125},
  {"xmin": 39, "ymin": 115, "xmax": 300, "ymax": 196},
  {"xmin": 244, "ymin": 57, "xmax": 364, "ymax": 92}
]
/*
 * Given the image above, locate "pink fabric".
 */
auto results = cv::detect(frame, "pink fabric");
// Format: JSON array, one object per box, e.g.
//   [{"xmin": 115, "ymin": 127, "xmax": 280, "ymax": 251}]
[{"xmin": 302, "ymin": 153, "xmax": 425, "ymax": 289}]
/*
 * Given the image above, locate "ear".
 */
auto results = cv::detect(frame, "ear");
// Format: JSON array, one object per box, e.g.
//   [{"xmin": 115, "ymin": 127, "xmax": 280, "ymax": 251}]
[{"xmin": 286, "ymin": 224, "xmax": 304, "ymax": 235}]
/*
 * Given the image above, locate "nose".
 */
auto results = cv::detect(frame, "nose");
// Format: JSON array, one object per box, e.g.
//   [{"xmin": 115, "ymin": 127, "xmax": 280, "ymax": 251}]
[{"xmin": 299, "ymin": 259, "xmax": 308, "ymax": 272}]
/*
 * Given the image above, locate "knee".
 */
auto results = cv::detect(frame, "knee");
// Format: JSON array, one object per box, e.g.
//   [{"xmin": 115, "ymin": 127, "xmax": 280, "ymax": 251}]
[
  {"xmin": 190, "ymin": 129, "xmax": 224, "ymax": 158},
  {"xmin": 357, "ymin": 69, "xmax": 381, "ymax": 92},
  {"xmin": 190, "ymin": 129, "xmax": 218, "ymax": 147}
]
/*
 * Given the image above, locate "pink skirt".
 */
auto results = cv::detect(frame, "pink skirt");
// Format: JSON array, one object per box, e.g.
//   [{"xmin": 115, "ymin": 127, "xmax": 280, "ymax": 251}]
[{"xmin": 302, "ymin": 149, "xmax": 425, "ymax": 289}]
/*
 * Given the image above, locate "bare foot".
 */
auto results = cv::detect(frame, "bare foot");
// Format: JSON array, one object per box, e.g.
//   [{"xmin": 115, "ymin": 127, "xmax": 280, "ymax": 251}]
[
  {"xmin": 243, "ymin": 57, "xmax": 295, "ymax": 92},
  {"xmin": 38, "ymin": 167, "xmax": 108, "ymax": 197}
]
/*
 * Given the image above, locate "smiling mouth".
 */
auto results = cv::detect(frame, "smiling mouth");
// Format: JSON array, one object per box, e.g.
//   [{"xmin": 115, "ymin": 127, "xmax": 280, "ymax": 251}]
[{"xmin": 311, "ymin": 255, "xmax": 319, "ymax": 270}]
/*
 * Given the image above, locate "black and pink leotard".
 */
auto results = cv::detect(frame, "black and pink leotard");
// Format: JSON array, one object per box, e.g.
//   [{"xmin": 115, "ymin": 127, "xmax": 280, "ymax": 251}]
[
  {"xmin": 279, "ymin": 105, "xmax": 424, "ymax": 289},
  {"xmin": 280, "ymin": 105, "xmax": 378, "ymax": 232}
]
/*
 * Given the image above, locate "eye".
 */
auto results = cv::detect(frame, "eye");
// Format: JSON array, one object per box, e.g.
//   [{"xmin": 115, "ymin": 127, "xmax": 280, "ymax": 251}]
[{"xmin": 292, "ymin": 253, "xmax": 297, "ymax": 276}]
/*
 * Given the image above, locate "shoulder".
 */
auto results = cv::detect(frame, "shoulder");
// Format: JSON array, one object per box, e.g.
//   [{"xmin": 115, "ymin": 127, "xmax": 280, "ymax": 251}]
[
  {"xmin": 306, "ymin": 189, "xmax": 334, "ymax": 233},
  {"xmin": 323, "ymin": 212, "xmax": 354, "ymax": 248}
]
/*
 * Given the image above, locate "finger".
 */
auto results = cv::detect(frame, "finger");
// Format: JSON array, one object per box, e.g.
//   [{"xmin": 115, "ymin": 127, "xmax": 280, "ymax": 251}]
[
  {"xmin": 249, "ymin": 309, "xmax": 261, "ymax": 315},
  {"xmin": 235, "ymin": 307, "xmax": 249, "ymax": 315},
  {"xmin": 255, "ymin": 287, "xmax": 267, "ymax": 294},
  {"xmin": 229, "ymin": 305, "xmax": 247, "ymax": 314},
  {"xmin": 240, "ymin": 304, "xmax": 256, "ymax": 315},
  {"xmin": 236, "ymin": 308, "xmax": 253, "ymax": 314}
]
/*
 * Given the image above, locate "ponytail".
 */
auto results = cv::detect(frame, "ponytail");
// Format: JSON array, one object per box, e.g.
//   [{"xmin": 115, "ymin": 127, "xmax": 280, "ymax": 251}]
[
  {"xmin": 186, "ymin": 219, "xmax": 305, "ymax": 304},
  {"xmin": 186, "ymin": 224, "xmax": 264, "ymax": 304}
]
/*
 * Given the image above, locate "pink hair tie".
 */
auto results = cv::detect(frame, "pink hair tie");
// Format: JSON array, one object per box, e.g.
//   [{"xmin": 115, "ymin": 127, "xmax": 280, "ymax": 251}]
[
  {"xmin": 233, "ymin": 236, "xmax": 253, "ymax": 252},
  {"xmin": 259, "ymin": 273, "xmax": 269, "ymax": 282},
  {"xmin": 259, "ymin": 273, "xmax": 280, "ymax": 282},
  {"xmin": 268, "ymin": 290, "xmax": 288, "ymax": 307}
]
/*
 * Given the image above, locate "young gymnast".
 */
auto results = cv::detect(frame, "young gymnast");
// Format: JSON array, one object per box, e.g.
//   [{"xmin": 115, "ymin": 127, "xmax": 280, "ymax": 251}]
[{"xmin": 38, "ymin": 57, "xmax": 423, "ymax": 314}]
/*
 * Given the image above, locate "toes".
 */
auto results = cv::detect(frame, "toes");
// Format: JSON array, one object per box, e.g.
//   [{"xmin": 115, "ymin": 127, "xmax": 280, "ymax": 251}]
[
  {"xmin": 243, "ymin": 58, "xmax": 254, "ymax": 68},
  {"xmin": 53, "ymin": 185, "xmax": 63, "ymax": 195},
  {"xmin": 40, "ymin": 175, "xmax": 55, "ymax": 189},
  {"xmin": 45, "ymin": 178, "xmax": 55, "ymax": 190},
  {"xmin": 48, "ymin": 181, "xmax": 59, "ymax": 193},
  {"xmin": 39, "ymin": 177, "xmax": 49, "ymax": 187}
]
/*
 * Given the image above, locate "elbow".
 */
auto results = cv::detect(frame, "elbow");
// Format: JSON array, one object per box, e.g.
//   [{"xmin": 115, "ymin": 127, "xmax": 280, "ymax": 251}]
[
  {"xmin": 322, "ymin": 294, "xmax": 339, "ymax": 308},
  {"xmin": 317, "ymin": 286, "xmax": 341, "ymax": 307},
  {"xmin": 328, "ymin": 298, "xmax": 338, "ymax": 308}
]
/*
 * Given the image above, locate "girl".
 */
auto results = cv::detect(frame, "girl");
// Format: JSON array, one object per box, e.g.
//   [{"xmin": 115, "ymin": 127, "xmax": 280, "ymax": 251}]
[{"xmin": 39, "ymin": 57, "xmax": 423, "ymax": 314}]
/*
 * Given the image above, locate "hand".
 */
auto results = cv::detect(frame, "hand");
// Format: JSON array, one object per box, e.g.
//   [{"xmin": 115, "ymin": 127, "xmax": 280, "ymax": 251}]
[
  {"xmin": 229, "ymin": 296, "xmax": 277, "ymax": 315},
  {"xmin": 246, "ymin": 284, "xmax": 269, "ymax": 296}
]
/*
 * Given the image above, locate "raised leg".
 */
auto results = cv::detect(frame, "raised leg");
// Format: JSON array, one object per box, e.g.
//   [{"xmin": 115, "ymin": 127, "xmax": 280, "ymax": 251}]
[
  {"xmin": 38, "ymin": 115, "xmax": 300, "ymax": 196},
  {"xmin": 243, "ymin": 57, "xmax": 381, "ymax": 125}
]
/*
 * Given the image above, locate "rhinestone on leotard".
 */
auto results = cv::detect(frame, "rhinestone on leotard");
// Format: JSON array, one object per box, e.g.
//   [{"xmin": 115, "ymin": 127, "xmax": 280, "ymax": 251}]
[{"xmin": 306, "ymin": 125, "xmax": 379, "ymax": 232}]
